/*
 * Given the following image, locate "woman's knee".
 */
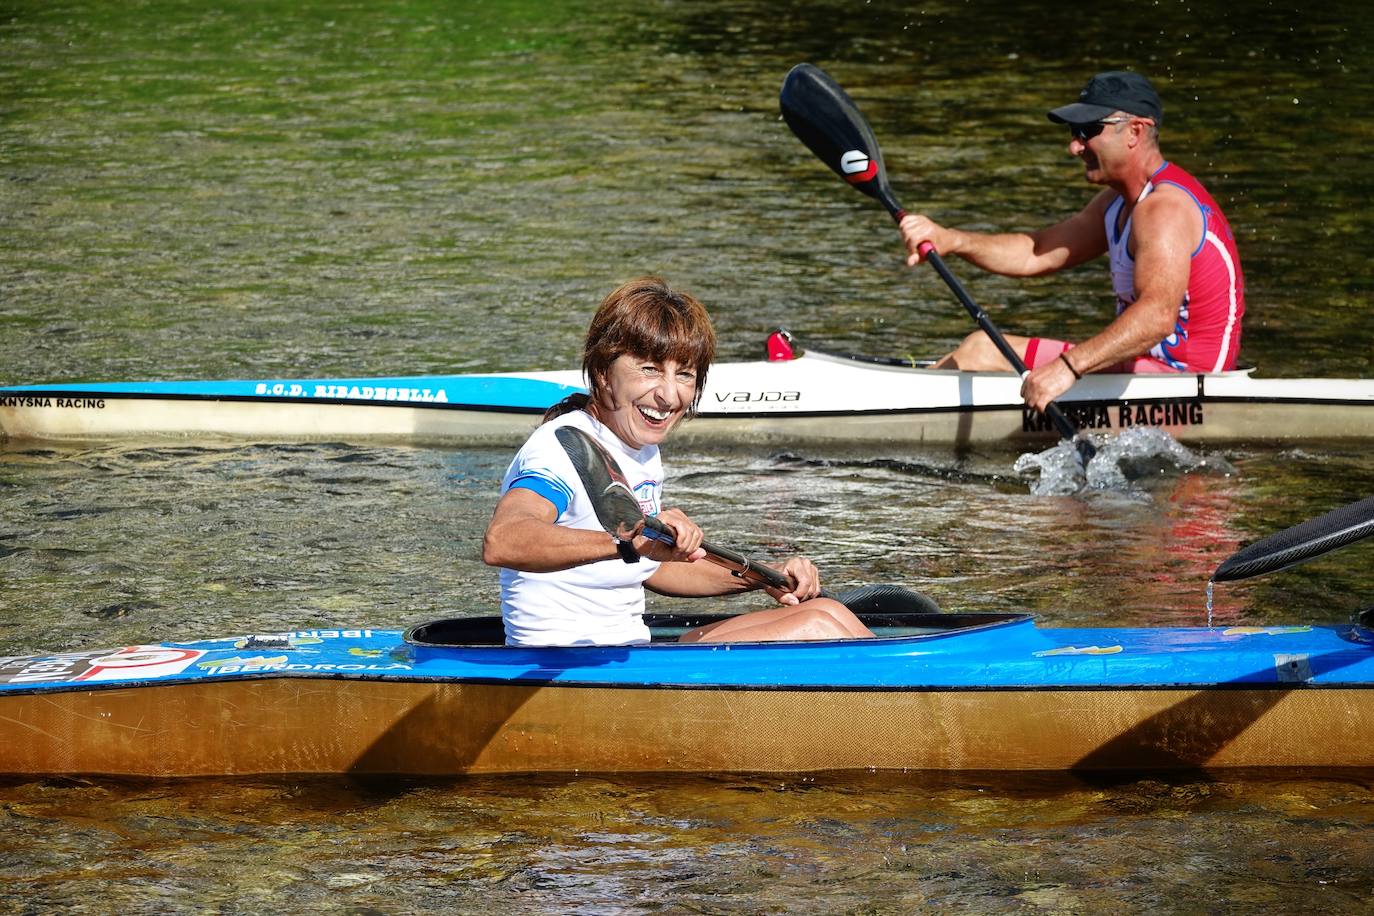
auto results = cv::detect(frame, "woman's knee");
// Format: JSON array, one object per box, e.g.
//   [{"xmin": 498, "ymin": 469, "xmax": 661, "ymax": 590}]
[
  {"xmin": 791, "ymin": 601, "xmax": 858, "ymax": 638},
  {"xmin": 809, "ymin": 598, "xmax": 875, "ymax": 637},
  {"xmin": 808, "ymin": 598, "xmax": 850, "ymax": 625}
]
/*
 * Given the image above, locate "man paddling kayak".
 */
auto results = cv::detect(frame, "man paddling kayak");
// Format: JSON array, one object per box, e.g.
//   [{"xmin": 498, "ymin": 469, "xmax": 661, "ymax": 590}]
[
  {"xmin": 481, "ymin": 277, "xmax": 872, "ymax": 646},
  {"xmin": 898, "ymin": 70, "xmax": 1246, "ymax": 414}
]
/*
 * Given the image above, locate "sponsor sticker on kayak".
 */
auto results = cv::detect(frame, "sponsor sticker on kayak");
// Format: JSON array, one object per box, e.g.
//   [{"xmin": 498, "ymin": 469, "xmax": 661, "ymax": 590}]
[
  {"xmin": 1022, "ymin": 399, "xmax": 1205, "ymax": 433},
  {"xmin": 0, "ymin": 396, "xmax": 106, "ymax": 410},
  {"xmin": 255, "ymin": 383, "xmax": 450, "ymax": 403},
  {"xmin": 1034, "ymin": 645, "xmax": 1124, "ymax": 657},
  {"xmin": 0, "ymin": 645, "xmax": 206, "ymax": 685}
]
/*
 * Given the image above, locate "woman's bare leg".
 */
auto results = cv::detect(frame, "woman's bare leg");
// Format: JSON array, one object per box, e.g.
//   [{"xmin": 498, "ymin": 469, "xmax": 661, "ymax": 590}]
[{"xmin": 678, "ymin": 598, "xmax": 874, "ymax": 644}]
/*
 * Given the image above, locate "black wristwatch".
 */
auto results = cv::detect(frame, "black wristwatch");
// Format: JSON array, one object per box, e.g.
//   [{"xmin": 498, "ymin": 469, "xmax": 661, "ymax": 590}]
[{"xmin": 612, "ymin": 534, "xmax": 640, "ymax": 564}]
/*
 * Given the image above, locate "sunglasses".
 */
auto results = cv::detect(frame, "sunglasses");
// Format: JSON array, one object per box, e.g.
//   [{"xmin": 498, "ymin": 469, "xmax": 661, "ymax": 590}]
[{"xmin": 1069, "ymin": 117, "xmax": 1133, "ymax": 142}]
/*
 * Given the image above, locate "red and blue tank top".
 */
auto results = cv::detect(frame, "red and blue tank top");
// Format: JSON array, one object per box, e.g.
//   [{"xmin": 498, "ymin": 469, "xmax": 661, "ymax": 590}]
[{"xmin": 1105, "ymin": 161, "xmax": 1245, "ymax": 372}]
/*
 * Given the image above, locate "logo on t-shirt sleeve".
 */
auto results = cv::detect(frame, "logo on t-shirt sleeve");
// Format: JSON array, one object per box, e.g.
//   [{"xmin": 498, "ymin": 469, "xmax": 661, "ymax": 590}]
[{"xmin": 634, "ymin": 480, "xmax": 661, "ymax": 517}]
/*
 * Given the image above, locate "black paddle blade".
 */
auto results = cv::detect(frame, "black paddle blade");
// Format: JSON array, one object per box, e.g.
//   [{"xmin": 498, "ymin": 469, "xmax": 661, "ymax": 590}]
[
  {"xmin": 780, "ymin": 63, "xmax": 903, "ymax": 217},
  {"xmin": 554, "ymin": 426, "xmax": 645, "ymax": 540},
  {"xmin": 1213, "ymin": 495, "xmax": 1374, "ymax": 583},
  {"xmin": 828, "ymin": 583, "xmax": 942, "ymax": 615}
]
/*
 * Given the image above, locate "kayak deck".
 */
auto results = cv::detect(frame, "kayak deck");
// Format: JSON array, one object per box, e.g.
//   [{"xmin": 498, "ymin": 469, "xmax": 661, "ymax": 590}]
[{"xmin": 5, "ymin": 613, "xmax": 1373, "ymax": 691}]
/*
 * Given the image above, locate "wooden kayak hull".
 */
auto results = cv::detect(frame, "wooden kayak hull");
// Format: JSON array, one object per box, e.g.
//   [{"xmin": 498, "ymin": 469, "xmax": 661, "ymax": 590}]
[{"xmin": 3, "ymin": 677, "xmax": 1370, "ymax": 777}]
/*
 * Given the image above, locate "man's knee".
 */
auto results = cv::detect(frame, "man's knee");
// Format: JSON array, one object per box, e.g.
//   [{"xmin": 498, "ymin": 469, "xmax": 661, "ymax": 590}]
[
  {"xmin": 951, "ymin": 331, "xmax": 1025, "ymax": 372},
  {"xmin": 946, "ymin": 332, "xmax": 996, "ymax": 370}
]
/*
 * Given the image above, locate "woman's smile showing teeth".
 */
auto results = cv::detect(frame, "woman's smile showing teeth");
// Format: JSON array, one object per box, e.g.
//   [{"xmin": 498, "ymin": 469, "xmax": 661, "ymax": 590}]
[{"xmin": 639, "ymin": 404, "xmax": 671, "ymax": 423}]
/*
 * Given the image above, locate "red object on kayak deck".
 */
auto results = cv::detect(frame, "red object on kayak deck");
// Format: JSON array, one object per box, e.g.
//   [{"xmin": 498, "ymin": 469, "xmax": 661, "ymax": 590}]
[{"xmin": 765, "ymin": 329, "xmax": 797, "ymax": 361}]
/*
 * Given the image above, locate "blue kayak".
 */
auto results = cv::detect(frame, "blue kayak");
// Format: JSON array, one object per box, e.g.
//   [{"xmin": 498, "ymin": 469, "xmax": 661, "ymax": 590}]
[{"xmin": 2, "ymin": 610, "xmax": 1371, "ymax": 777}]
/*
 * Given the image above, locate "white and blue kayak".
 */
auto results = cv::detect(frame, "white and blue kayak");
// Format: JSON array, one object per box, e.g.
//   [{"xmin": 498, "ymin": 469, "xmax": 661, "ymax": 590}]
[{"xmin": 3, "ymin": 332, "xmax": 1372, "ymax": 447}]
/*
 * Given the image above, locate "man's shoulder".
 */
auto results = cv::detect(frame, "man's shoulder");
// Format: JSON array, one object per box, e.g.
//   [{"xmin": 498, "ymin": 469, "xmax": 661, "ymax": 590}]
[
  {"xmin": 1142, "ymin": 179, "xmax": 1197, "ymax": 207},
  {"xmin": 1152, "ymin": 161, "xmax": 1226, "ymax": 205},
  {"xmin": 1138, "ymin": 176, "xmax": 1204, "ymax": 217},
  {"xmin": 1132, "ymin": 183, "xmax": 1206, "ymax": 251}
]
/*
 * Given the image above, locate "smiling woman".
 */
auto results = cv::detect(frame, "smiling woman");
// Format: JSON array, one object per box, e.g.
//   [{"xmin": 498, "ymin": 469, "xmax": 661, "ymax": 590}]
[{"xmin": 480, "ymin": 277, "xmax": 874, "ymax": 647}]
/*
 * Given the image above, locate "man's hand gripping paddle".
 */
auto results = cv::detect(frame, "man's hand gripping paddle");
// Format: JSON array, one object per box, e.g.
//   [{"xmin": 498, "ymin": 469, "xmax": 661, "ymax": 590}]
[{"xmin": 779, "ymin": 62, "xmax": 1097, "ymax": 467}]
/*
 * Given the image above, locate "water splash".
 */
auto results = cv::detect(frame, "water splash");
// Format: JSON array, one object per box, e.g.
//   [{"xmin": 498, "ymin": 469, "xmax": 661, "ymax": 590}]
[{"xmin": 1013, "ymin": 428, "xmax": 1236, "ymax": 496}]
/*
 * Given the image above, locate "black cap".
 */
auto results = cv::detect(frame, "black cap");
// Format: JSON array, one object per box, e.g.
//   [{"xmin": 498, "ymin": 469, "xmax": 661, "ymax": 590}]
[{"xmin": 1048, "ymin": 71, "xmax": 1163, "ymax": 126}]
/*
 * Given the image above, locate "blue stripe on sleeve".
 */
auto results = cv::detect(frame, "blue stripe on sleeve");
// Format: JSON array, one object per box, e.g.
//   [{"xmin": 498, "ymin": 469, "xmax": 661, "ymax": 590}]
[{"xmin": 509, "ymin": 471, "xmax": 574, "ymax": 518}]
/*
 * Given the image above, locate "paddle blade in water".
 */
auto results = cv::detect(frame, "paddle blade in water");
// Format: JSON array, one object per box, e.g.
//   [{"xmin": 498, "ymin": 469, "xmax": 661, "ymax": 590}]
[
  {"xmin": 780, "ymin": 63, "xmax": 902, "ymax": 216},
  {"xmin": 554, "ymin": 426, "xmax": 645, "ymax": 540},
  {"xmin": 1213, "ymin": 494, "xmax": 1374, "ymax": 582}
]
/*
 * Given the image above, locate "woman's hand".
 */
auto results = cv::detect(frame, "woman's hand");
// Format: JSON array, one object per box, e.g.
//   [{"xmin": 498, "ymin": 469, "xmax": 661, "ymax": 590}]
[
  {"xmin": 762, "ymin": 556, "xmax": 823, "ymax": 606},
  {"xmin": 634, "ymin": 507, "xmax": 706, "ymax": 563}
]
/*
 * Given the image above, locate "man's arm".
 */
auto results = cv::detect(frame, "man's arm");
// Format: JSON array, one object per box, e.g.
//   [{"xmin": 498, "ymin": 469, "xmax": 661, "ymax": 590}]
[
  {"xmin": 900, "ymin": 189, "xmax": 1115, "ymax": 277},
  {"xmin": 1020, "ymin": 185, "xmax": 1200, "ymax": 411}
]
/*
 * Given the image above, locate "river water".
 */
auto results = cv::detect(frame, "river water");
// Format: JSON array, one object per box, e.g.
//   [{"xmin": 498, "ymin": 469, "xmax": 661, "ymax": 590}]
[{"xmin": 3, "ymin": 0, "xmax": 1374, "ymax": 911}]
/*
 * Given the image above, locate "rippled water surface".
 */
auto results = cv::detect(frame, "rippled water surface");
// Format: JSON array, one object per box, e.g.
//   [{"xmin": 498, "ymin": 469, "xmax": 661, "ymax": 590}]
[
  {"xmin": 4, "ymin": 0, "xmax": 1374, "ymax": 911},
  {"xmin": 4, "ymin": 771, "xmax": 1374, "ymax": 913}
]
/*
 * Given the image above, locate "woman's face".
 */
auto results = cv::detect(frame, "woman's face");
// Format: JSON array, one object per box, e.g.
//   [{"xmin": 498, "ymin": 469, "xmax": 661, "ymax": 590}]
[{"xmin": 590, "ymin": 353, "xmax": 698, "ymax": 450}]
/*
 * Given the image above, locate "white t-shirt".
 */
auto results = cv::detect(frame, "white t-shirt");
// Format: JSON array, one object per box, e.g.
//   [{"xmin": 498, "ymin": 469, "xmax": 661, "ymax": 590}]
[{"xmin": 498, "ymin": 410, "xmax": 664, "ymax": 646}]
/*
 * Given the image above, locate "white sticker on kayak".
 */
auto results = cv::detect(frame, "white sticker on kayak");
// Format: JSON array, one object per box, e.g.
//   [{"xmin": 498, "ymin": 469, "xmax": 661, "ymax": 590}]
[
  {"xmin": 73, "ymin": 646, "xmax": 205, "ymax": 682},
  {"xmin": 1033, "ymin": 645, "xmax": 1123, "ymax": 657}
]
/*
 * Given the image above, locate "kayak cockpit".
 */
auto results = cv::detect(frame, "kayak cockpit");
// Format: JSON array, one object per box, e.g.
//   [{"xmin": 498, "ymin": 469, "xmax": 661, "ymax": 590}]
[{"xmin": 404, "ymin": 611, "xmax": 1030, "ymax": 648}]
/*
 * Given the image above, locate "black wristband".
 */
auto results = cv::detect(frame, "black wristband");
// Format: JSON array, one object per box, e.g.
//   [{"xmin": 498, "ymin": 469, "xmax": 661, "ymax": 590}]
[
  {"xmin": 612, "ymin": 535, "xmax": 640, "ymax": 564},
  {"xmin": 1059, "ymin": 352, "xmax": 1083, "ymax": 380}
]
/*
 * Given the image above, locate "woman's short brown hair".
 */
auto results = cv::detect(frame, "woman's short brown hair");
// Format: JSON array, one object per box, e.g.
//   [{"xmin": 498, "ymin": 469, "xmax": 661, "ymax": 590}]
[{"xmin": 546, "ymin": 277, "xmax": 716, "ymax": 421}]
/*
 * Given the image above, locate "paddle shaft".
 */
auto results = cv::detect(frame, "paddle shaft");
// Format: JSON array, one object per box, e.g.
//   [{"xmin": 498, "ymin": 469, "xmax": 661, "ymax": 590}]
[
  {"xmin": 554, "ymin": 425, "xmax": 797, "ymax": 593},
  {"xmin": 641, "ymin": 516, "xmax": 793, "ymax": 592},
  {"xmin": 558, "ymin": 425, "xmax": 937, "ymax": 608}
]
